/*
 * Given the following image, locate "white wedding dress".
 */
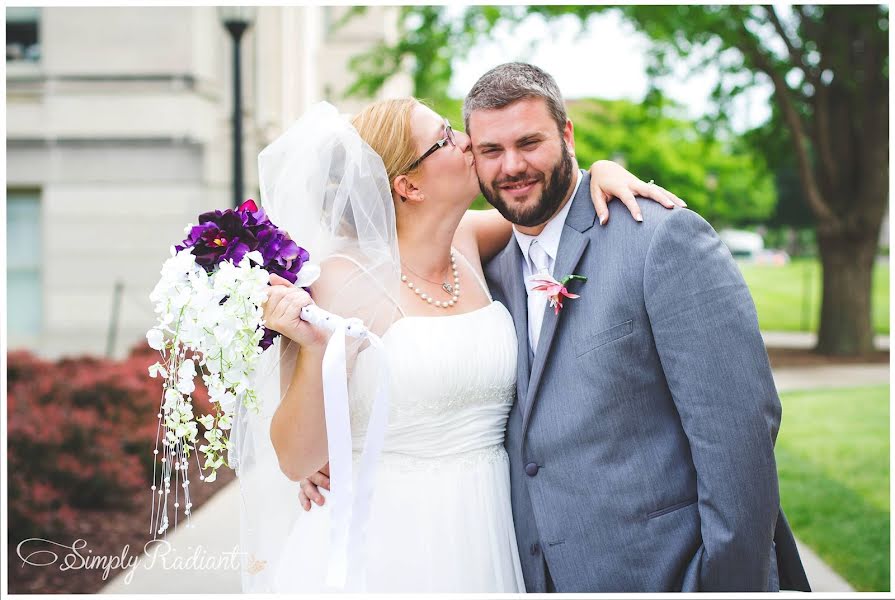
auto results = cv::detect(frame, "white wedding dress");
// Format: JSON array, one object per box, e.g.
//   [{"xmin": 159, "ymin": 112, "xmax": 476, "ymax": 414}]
[{"xmin": 270, "ymin": 271, "xmax": 525, "ymax": 592}]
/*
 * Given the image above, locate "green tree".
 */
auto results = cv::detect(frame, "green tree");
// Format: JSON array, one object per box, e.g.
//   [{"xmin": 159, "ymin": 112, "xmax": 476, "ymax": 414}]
[
  {"xmin": 743, "ymin": 105, "xmax": 817, "ymax": 256},
  {"xmin": 347, "ymin": 5, "xmax": 888, "ymax": 356},
  {"xmin": 567, "ymin": 97, "xmax": 775, "ymax": 226},
  {"xmin": 345, "ymin": 6, "xmax": 514, "ymax": 101},
  {"xmin": 608, "ymin": 5, "xmax": 889, "ymax": 355}
]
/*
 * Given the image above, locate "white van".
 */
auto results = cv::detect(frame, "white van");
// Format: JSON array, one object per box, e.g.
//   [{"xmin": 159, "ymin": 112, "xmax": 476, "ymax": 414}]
[{"xmin": 719, "ymin": 229, "xmax": 764, "ymax": 260}]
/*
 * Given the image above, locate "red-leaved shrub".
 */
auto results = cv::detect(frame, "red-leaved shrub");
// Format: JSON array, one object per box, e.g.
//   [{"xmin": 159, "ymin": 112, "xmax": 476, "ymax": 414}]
[{"xmin": 7, "ymin": 342, "xmax": 214, "ymax": 543}]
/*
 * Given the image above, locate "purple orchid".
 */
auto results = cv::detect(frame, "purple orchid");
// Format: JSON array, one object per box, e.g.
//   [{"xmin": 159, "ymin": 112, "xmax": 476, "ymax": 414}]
[
  {"xmin": 255, "ymin": 229, "xmax": 308, "ymax": 284},
  {"xmin": 174, "ymin": 198, "xmax": 312, "ymax": 350}
]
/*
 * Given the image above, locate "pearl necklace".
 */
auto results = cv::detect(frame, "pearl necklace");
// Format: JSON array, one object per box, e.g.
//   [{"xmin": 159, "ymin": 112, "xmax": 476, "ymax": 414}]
[{"xmin": 400, "ymin": 251, "xmax": 461, "ymax": 309}]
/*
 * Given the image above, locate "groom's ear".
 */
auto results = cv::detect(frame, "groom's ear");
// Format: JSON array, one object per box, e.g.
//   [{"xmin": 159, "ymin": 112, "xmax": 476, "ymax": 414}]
[
  {"xmin": 563, "ymin": 119, "xmax": 576, "ymax": 158},
  {"xmin": 393, "ymin": 174, "xmax": 424, "ymax": 204}
]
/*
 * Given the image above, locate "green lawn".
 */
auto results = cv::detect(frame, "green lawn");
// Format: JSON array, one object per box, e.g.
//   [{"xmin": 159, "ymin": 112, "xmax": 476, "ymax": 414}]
[
  {"xmin": 776, "ymin": 385, "xmax": 890, "ymax": 591},
  {"xmin": 737, "ymin": 258, "xmax": 889, "ymax": 335}
]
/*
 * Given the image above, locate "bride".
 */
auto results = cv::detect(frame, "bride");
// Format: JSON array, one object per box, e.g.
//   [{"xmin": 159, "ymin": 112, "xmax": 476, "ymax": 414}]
[{"xmin": 240, "ymin": 99, "xmax": 681, "ymax": 592}]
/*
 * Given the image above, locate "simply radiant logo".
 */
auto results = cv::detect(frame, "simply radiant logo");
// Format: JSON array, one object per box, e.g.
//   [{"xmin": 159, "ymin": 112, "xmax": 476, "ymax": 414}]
[{"xmin": 16, "ymin": 538, "xmax": 244, "ymax": 585}]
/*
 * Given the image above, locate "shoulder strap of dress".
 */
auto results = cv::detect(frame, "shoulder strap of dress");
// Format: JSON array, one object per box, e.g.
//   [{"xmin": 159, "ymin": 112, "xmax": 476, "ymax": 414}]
[
  {"xmin": 327, "ymin": 253, "xmax": 407, "ymax": 318},
  {"xmin": 451, "ymin": 246, "xmax": 492, "ymax": 302}
]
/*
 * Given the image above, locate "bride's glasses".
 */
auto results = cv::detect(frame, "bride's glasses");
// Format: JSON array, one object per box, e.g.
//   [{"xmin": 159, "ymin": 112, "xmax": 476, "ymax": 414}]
[{"xmin": 407, "ymin": 118, "xmax": 456, "ymax": 171}]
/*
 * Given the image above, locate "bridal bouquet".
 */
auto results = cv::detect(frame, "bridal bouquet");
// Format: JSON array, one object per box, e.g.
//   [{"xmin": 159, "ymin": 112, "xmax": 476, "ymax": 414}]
[{"xmin": 146, "ymin": 199, "xmax": 318, "ymax": 533}]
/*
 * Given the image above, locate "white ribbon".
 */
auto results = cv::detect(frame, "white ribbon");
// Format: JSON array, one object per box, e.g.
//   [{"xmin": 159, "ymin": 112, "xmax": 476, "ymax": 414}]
[
  {"xmin": 345, "ymin": 333, "xmax": 389, "ymax": 588},
  {"xmin": 301, "ymin": 305, "xmax": 390, "ymax": 591}
]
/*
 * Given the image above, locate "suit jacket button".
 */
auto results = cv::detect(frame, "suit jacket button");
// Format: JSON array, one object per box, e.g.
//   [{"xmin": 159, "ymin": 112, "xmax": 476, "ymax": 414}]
[
  {"xmin": 530, "ymin": 542, "xmax": 540, "ymax": 556},
  {"xmin": 525, "ymin": 462, "xmax": 539, "ymax": 476}
]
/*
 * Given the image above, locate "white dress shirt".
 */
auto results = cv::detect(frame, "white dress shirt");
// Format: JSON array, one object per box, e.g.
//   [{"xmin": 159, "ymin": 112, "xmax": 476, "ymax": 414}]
[{"xmin": 513, "ymin": 170, "xmax": 584, "ymax": 354}]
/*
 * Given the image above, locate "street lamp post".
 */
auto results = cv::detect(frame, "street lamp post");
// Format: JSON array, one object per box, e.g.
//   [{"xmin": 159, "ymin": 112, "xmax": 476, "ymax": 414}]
[{"xmin": 219, "ymin": 7, "xmax": 256, "ymax": 208}]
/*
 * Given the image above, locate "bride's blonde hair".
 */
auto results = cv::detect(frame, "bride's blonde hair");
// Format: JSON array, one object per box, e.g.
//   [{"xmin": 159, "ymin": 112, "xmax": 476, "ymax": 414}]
[{"xmin": 351, "ymin": 98, "xmax": 423, "ymax": 186}]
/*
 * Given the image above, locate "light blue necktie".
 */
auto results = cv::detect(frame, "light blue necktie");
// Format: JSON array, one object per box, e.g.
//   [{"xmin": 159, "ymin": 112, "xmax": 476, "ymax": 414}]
[{"xmin": 527, "ymin": 240, "xmax": 551, "ymax": 353}]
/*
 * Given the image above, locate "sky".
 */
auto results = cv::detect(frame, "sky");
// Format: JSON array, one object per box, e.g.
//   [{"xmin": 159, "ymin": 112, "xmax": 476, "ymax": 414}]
[{"xmin": 449, "ymin": 10, "xmax": 775, "ymax": 133}]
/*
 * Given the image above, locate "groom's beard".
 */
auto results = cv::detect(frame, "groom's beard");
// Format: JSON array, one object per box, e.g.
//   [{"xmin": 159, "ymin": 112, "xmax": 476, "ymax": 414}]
[{"xmin": 478, "ymin": 143, "xmax": 575, "ymax": 228}]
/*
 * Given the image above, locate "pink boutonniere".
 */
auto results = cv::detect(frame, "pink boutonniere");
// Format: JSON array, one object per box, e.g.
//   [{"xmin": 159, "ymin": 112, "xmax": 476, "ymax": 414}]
[{"xmin": 528, "ymin": 273, "xmax": 588, "ymax": 315}]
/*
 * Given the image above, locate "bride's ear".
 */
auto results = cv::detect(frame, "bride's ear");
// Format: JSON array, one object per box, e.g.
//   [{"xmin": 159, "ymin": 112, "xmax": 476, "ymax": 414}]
[{"xmin": 393, "ymin": 174, "xmax": 424, "ymax": 204}]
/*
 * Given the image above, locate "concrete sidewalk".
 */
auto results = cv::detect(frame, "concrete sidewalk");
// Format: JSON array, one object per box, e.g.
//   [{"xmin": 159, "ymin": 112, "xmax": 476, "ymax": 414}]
[
  {"xmin": 796, "ymin": 538, "xmax": 855, "ymax": 592},
  {"xmin": 763, "ymin": 330, "xmax": 890, "ymax": 351},
  {"xmin": 774, "ymin": 363, "xmax": 889, "ymax": 392},
  {"xmin": 101, "ymin": 482, "xmax": 242, "ymax": 594}
]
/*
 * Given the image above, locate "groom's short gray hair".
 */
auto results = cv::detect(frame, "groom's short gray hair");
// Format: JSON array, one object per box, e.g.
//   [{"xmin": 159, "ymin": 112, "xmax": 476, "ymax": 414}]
[{"xmin": 463, "ymin": 62, "xmax": 568, "ymax": 136}]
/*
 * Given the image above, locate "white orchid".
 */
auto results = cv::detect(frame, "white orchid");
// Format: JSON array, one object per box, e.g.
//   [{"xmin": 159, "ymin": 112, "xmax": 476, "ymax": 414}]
[
  {"xmin": 147, "ymin": 252, "xmax": 294, "ymax": 490},
  {"xmin": 146, "ymin": 328, "xmax": 166, "ymax": 351}
]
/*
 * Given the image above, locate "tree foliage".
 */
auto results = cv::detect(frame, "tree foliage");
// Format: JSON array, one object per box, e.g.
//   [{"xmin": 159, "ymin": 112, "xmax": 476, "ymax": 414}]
[
  {"xmin": 567, "ymin": 97, "xmax": 775, "ymax": 226},
  {"xmin": 597, "ymin": 4, "xmax": 887, "ymax": 354},
  {"xmin": 346, "ymin": 4, "xmax": 887, "ymax": 231},
  {"xmin": 346, "ymin": 5, "xmax": 889, "ymax": 354},
  {"xmin": 345, "ymin": 6, "xmax": 521, "ymax": 101},
  {"xmin": 743, "ymin": 105, "xmax": 814, "ymax": 230}
]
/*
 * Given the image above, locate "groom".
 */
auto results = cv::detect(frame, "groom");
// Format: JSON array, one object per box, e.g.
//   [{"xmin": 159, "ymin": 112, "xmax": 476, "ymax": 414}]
[{"xmin": 465, "ymin": 62, "xmax": 810, "ymax": 592}]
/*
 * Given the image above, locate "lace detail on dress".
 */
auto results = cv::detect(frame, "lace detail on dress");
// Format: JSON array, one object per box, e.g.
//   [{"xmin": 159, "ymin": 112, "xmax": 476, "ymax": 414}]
[
  {"xmin": 350, "ymin": 383, "xmax": 514, "ymax": 429},
  {"xmin": 355, "ymin": 444, "xmax": 508, "ymax": 473}
]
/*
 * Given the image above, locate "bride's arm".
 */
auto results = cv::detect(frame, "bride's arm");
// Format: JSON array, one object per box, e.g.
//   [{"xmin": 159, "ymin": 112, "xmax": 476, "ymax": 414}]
[
  {"xmin": 270, "ymin": 338, "xmax": 327, "ymax": 481},
  {"xmin": 460, "ymin": 161, "xmax": 687, "ymax": 262},
  {"xmin": 267, "ymin": 273, "xmax": 335, "ymax": 482},
  {"xmin": 456, "ymin": 207, "xmax": 514, "ymax": 263}
]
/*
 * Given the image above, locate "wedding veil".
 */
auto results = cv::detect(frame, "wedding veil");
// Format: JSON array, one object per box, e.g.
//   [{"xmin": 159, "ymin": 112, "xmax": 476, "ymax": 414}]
[{"xmin": 229, "ymin": 102, "xmax": 401, "ymax": 591}]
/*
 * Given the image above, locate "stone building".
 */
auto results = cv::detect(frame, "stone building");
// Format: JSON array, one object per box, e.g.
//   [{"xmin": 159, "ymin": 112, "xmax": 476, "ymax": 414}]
[{"xmin": 6, "ymin": 6, "xmax": 409, "ymax": 358}]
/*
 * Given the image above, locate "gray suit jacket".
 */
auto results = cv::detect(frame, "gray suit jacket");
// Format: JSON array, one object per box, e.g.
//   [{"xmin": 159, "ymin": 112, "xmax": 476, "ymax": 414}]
[{"xmin": 484, "ymin": 173, "xmax": 810, "ymax": 592}]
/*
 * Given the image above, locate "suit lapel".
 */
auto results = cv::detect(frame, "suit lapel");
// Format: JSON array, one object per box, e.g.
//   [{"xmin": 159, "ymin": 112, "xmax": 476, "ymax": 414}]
[{"xmin": 521, "ymin": 171, "xmax": 598, "ymax": 437}]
